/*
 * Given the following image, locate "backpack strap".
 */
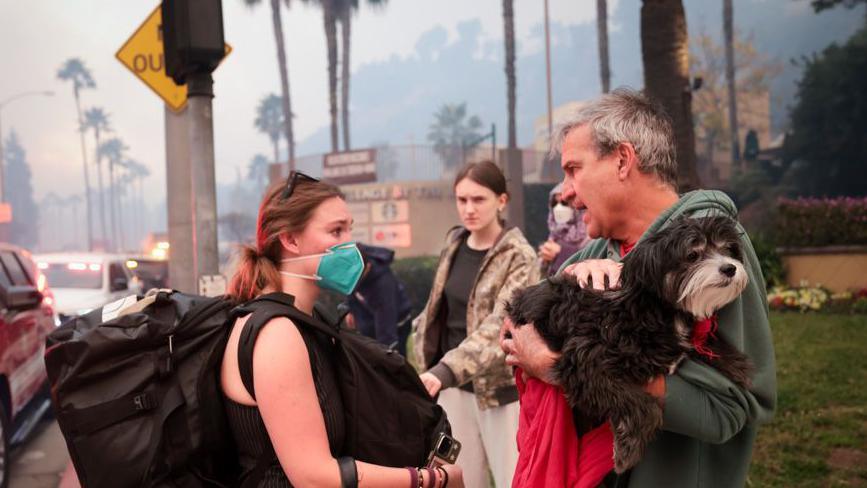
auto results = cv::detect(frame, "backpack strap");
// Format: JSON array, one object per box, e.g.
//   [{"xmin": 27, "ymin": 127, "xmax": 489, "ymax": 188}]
[{"xmin": 236, "ymin": 292, "xmax": 340, "ymax": 400}]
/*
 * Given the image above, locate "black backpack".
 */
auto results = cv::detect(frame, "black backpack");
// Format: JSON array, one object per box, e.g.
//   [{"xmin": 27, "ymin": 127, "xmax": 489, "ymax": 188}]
[
  {"xmin": 234, "ymin": 292, "xmax": 449, "ymax": 469},
  {"xmin": 45, "ymin": 290, "xmax": 448, "ymax": 487}
]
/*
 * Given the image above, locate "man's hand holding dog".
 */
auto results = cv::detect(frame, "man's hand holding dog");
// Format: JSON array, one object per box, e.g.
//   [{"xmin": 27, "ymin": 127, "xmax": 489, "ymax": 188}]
[
  {"xmin": 563, "ymin": 258, "xmax": 623, "ymax": 290},
  {"xmin": 500, "ymin": 317, "xmax": 561, "ymax": 384}
]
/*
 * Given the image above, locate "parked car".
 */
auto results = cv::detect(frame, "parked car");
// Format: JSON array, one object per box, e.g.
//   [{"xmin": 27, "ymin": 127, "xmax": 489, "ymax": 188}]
[
  {"xmin": 0, "ymin": 243, "xmax": 56, "ymax": 487},
  {"xmin": 33, "ymin": 253, "xmax": 142, "ymax": 322}
]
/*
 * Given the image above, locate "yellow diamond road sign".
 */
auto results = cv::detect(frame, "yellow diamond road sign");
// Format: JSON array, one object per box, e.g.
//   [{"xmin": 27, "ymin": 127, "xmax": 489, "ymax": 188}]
[{"xmin": 116, "ymin": 5, "xmax": 231, "ymax": 112}]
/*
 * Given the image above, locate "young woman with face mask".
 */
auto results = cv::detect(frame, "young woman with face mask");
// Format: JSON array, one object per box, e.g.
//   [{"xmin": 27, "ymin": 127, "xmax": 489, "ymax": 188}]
[
  {"xmin": 538, "ymin": 182, "xmax": 590, "ymax": 277},
  {"xmin": 412, "ymin": 161, "xmax": 540, "ymax": 488},
  {"xmin": 223, "ymin": 172, "xmax": 463, "ymax": 487}
]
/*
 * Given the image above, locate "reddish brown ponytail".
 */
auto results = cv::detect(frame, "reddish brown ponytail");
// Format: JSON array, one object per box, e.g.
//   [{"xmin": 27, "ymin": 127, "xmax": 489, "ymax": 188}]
[{"xmin": 227, "ymin": 177, "xmax": 343, "ymax": 303}]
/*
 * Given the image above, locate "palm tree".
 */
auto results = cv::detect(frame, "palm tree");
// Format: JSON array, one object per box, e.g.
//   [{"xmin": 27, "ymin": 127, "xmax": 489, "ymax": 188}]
[
  {"xmin": 242, "ymin": 0, "xmax": 297, "ymax": 171},
  {"xmin": 254, "ymin": 94, "xmax": 284, "ymax": 165},
  {"xmin": 338, "ymin": 1, "xmax": 353, "ymax": 151},
  {"xmin": 323, "ymin": 0, "xmax": 340, "ymax": 152},
  {"xmin": 125, "ymin": 159, "xmax": 151, "ymax": 242},
  {"xmin": 98, "ymin": 137, "xmax": 127, "ymax": 251},
  {"xmin": 502, "ymin": 0, "xmax": 517, "ymax": 148},
  {"xmin": 64, "ymin": 194, "xmax": 84, "ymax": 249},
  {"xmin": 113, "ymin": 162, "xmax": 130, "ymax": 251},
  {"xmin": 597, "ymin": 0, "xmax": 611, "ymax": 93},
  {"xmin": 427, "ymin": 103, "xmax": 484, "ymax": 169},
  {"xmin": 82, "ymin": 107, "xmax": 111, "ymax": 247},
  {"xmin": 335, "ymin": 0, "xmax": 386, "ymax": 151},
  {"xmin": 56, "ymin": 58, "xmax": 96, "ymax": 251},
  {"xmin": 723, "ymin": 0, "xmax": 740, "ymax": 171},
  {"xmin": 640, "ymin": 0, "xmax": 699, "ymax": 190},
  {"xmin": 248, "ymin": 154, "xmax": 270, "ymax": 196}
]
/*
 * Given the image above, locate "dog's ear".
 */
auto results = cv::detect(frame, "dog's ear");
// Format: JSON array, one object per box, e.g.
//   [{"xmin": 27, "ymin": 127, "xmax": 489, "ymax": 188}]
[{"xmin": 620, "ymin": 229, "xmax": 676, "ymax": 298}]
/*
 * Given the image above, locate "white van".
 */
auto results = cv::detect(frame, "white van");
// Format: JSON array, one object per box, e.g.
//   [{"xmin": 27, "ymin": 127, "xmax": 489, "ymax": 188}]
[{"xmin": 34, "ymin": 253, "xmax": 142, "ymax": 321}]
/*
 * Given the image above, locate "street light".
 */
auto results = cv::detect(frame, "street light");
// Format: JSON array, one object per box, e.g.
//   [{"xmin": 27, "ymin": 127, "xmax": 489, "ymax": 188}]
[{"xmin": 0, "ymin": 90, "xmax": 54, "ymax": 202}]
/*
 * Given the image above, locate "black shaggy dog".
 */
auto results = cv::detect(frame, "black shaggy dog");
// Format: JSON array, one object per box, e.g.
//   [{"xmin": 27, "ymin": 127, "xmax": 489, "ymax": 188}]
[{"xmin": 506, "ymin": 216, "xmax": 754, "ymax": 473}]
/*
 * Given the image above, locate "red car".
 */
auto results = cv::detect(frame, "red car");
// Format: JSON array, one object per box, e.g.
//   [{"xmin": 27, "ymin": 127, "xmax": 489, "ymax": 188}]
[{"xmin": 0, "ymin": 244, "xmax": 56, "ymax": 487}]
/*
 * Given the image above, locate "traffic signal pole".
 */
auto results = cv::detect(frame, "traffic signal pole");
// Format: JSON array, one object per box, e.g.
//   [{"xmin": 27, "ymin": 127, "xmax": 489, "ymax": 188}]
[
  {"xmin": 161, "ymin": 0, "xmax": 225, "ymax": 294},
  {"xmin": 164, "ymin": 105, "xmax": 197, "ymax": 293},
  {"xmin": 186, "ymin": 73, "xmax": 220, "ymax": 285}
]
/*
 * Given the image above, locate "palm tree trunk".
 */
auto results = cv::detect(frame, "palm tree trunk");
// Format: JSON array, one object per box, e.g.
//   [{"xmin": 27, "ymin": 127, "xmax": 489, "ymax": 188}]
[
  {"xmin": 94, "ymin": 129, "xmax": 108, "ymax": 249},
  {"xmin": 74, "ymin": 89, "xmax": 94, "ymax": 251},
  {"xmin": 503, "ymin": 0, "xmax": 517, "ymax": 148},
  {"xmin": 270, "ymin": 0, "xmax": 296, "ymax": 171},
  {"xmin": 723, "ymin": 0, "xmax": 740, "ymax": 171},
  {"xmin": 71, "ymin": 202, "xmax": 79, "ymax": 248},
  {"xmin": 323, "ymin": 1, "xmax": 340, "ymax": 153},
  {"xmin": 597, "ymin": 0, "xmax": 611, "ymax": 93},
  {"xmin": 272, "ymin": 138, "xmax": 280, "ymax": 169},
  {"xmin": 108, "ymin": 159, "xmax": 117, "ymax": 251},
  {"xmin": 340, "ymin": 9, "xmax": 351, "ymax": 151},
  {"xmin": 641, "ymin": 0, "xmax": 699, "ymax": 190}
]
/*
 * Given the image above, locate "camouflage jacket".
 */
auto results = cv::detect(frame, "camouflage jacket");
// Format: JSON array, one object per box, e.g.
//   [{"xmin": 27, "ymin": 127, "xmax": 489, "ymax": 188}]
[{"xmin": 411, "ymin": 226, "xmax": 539, "ymax": 410}]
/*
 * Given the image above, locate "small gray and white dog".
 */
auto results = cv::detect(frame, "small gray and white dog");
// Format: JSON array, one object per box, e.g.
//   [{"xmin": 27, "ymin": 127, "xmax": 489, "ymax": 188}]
[{"xmin": 506, "ymin": 216, "xmax": 753, "ymax": 473}]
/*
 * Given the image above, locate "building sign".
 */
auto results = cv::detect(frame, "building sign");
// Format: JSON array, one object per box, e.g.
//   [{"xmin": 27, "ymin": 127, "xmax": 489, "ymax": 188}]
[
  {"xmin": 347, "ymin": 202, "xmax": 370, "ymax": 225},
  {"xmin": 323, "ymin": 149, "xmax": 377, "ymax": 184},
  {"xmin": 371, "ymin": 200, "xmax": 409, "ymax": 224},
  {"xmin": 371, "ymin": 224, "xmax": 412, "ymax": 248},
  {"xmin": 343, "ymin": 184, "xmax": 449, "ymax": 202}
]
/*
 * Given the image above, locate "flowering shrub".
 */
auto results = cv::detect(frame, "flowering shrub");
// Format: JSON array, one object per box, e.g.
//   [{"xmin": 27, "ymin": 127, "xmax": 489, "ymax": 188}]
[
  {"xmin": 775, "ymin": 197, "xmax": 867, "ymax": 247},
  {"xmin": 768, "ymin": 284, "xmax": 831, "ymax": 312},
  {"xmin": 769, "ymin": 284, "xmax": 867, "ymax": 314}
]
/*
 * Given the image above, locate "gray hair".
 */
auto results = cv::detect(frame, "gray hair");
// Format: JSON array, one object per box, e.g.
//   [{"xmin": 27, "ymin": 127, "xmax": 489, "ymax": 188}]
[{"xmin": 549, "ymin": 88, "xmax": 678, "ymax": 188}]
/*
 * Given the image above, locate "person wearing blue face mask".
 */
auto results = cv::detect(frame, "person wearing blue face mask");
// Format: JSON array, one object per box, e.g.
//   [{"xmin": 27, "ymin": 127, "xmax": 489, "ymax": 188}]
[{"xmin": 222, "ymin": 172, "xmax": 464, "ymax": 488}]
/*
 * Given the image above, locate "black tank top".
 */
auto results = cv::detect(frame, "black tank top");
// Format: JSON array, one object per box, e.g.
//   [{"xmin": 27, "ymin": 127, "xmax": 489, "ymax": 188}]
[{"xmin": 224, "ymin": 321, "xmax": 346, "ymax": 487}]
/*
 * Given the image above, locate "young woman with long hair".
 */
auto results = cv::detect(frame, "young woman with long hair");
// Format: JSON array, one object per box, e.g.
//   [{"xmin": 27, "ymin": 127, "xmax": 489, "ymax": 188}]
[
  {"xmin": 412, "ymin": 161, "xmax": 539, "ymax": 488},
  {"xmin": 223, "ymin": 172, "xmax": 463, "ymax": 487}
]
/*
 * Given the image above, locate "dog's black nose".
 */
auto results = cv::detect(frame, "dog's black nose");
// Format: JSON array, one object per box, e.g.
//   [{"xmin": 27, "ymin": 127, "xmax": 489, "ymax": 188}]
[{"xmin": 720, "ymin": 264, "xmax": 737, "ymax": 277}]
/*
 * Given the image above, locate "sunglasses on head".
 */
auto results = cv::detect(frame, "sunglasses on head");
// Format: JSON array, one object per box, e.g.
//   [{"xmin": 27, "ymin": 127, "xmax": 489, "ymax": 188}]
[{"xmin": 281, "ymin": 171, "xmax": 320, "ymax": 200}]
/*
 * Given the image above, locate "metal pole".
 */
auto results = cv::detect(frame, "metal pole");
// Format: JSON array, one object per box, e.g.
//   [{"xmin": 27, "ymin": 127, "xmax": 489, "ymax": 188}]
[
  {"xmin": 187, "ymin": 72, "xmax": 220, "ymax": 288},
  {"xmin": 544, "ymin": 0, "xmax": 554, "ymax": 140},
  {"xmin": 165, "ymin": 104, "xmax": 195, "ymax": 293}
]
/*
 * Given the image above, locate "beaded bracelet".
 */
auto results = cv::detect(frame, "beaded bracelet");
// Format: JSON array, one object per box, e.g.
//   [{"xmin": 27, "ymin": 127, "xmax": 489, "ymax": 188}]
[{"xmin": 418, "ymin": 467, "xmax": 425, "ymax": 488}]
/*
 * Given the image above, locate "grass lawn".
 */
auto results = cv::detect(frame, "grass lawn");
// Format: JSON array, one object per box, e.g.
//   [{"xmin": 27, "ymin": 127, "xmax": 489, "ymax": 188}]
[{"xmin": 749, "ymin": 312, "xmax": 867, "ymax": 487}]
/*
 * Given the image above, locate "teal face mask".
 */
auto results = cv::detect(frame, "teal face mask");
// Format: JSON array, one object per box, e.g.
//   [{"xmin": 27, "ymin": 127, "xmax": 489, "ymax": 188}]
[{"xmin": 280, "ymin": 242, "xmax": 365, "ymax": 295}]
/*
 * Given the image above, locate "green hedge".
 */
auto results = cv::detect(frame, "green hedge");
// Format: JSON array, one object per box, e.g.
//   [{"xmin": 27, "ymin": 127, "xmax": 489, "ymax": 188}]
[
  {"xmin": 749, "ymin": 233, "xmax": 786, "ymax": 289},
  {"xmin": 775, "ymin": 197, "xmax": 867, "ymax": 247}
]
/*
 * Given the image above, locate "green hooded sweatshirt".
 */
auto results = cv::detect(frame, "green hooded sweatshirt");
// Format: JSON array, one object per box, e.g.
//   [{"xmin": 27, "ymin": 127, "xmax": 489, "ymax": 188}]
[{"xmin": 559, "ymin": 190, "xmax": 777, "ymax": 487}]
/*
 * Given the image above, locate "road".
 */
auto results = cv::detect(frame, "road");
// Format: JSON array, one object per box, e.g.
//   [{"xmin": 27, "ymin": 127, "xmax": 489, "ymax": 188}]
[{"xmin": 9, "ymin": 418, "xmax": 77, "ymax": 488}]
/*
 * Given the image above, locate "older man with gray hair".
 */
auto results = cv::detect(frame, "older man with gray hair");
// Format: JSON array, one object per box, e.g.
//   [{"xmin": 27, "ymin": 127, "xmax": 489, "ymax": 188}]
[{"xmin": 501, "ymin": 88, "xmax": 776, "ymax": 487}]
